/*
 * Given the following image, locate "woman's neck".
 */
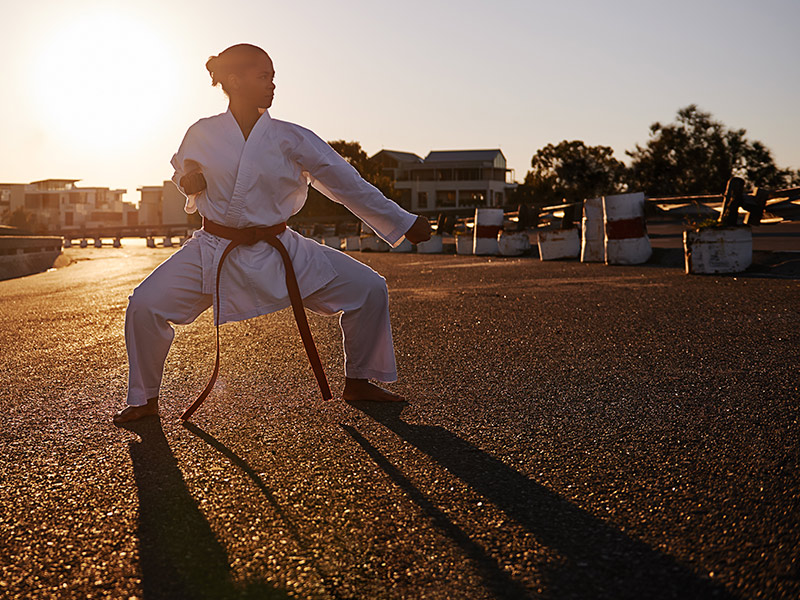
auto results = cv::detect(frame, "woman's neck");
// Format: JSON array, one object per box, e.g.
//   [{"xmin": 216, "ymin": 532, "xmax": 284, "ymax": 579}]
[{"xmin": 228, "ymin": 100, "xmax": 261, "ymax": 141}]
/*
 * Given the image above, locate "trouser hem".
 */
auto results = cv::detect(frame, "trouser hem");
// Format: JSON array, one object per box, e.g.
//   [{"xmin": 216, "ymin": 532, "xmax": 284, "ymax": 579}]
[
  {"xmin": 126, "ymin": 389, "xmax": 160, "ymax": 407},
  {"xmin": 344, "ymin": 367, "xmax": 398, "ymax": 383}
]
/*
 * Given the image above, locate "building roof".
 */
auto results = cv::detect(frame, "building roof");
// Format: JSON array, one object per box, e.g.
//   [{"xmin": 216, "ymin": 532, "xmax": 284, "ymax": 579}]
[
  {"xmin": 30, "ymin": 179, "xmax": 81, "ymax": 185},
  {"xmin": 424, "ymin": 149, "xmax": 505, "ymax": 163},
  {"xmin": 372, "ymin": 150, "xmax": 423, "ymax": 164}
]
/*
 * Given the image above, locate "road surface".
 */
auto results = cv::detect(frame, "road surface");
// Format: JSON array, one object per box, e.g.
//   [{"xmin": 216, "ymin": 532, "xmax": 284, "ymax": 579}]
[{"xmin": 0, "ymin": 243, "xmax": 797, "ymax": 599}]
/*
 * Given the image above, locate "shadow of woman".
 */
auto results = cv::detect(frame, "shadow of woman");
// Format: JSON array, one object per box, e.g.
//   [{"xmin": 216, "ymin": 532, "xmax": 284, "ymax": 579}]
[
  {"xmin": 345, "ymin": 401, "xmax": 734, "ymax": 600},
  {"xmin": 180, "ymin": 421, "xmax": 345, "ymax": 600},
  {"xmin": 122, "ymin": 418, "xmax": 291, "ymax": 600}
]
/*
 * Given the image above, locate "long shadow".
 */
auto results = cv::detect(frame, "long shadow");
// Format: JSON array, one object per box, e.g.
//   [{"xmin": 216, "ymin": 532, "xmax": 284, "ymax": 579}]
[
  {"xmin": 181, "ymin": 421, "xmax": 344, "ymax": 600},
  {"xmin": 123, "ymin": 418, "xmax": 290, "ymax": 600},
  {"xmin": 346, "ymin": 401, "xmax": 734, "ymax": 600},
  {"xmin": 341, "ymin": 424, "xmax": 531, "ymax": 600}
]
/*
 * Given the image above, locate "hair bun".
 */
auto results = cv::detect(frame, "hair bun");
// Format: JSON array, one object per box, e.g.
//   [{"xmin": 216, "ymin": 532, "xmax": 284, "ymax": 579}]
[{"xmin": 206, "ymin": 55, "xmax": 219, "ymax": 85}]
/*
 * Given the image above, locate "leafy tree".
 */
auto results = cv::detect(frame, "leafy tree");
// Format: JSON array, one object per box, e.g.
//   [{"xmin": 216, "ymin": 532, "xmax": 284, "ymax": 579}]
[
  {"xmin": 524, "ymin": 140, "xmax": 627, "ymax": 206},
  {"xmin": 2, "ymin": 207, "xmax": 38, "ymax": 233},
  {"xmin": 627, "ymin": 104, "xmax": 798, "ymax": 195}
]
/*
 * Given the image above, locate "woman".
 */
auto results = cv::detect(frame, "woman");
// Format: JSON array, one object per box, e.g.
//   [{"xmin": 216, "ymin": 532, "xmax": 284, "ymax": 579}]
[{"xmin": 114, "ymin": 43, "xmax": 431, "ymax": 424}]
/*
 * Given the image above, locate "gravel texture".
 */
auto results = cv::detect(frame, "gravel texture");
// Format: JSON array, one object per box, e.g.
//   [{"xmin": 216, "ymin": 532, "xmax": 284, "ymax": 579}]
[{"xmin": 0, "ymin": 244, "xmax": 798, "ymax": 599}]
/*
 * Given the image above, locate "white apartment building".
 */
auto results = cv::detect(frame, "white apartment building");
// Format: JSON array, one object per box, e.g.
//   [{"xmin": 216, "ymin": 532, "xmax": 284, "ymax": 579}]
[
  {"xmin": 10, "ymin": 179, "xmax": 132, "ymax": 232},
  {"xmin": 371, "ymin": 149, "xmax": 516, "ymax": 214}
]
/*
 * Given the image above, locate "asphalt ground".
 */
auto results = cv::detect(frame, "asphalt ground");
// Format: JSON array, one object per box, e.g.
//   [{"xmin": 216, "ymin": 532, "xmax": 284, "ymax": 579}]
[{"xmin": 0, "ymin": 243, "xmax": 798, "ymax": 599}]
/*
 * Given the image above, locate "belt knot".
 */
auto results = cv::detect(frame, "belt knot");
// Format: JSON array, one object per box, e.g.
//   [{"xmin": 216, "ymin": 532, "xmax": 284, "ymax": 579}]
[{"xmin": 241, "ymin": 227, "xmax": 263, "ymax": 246}]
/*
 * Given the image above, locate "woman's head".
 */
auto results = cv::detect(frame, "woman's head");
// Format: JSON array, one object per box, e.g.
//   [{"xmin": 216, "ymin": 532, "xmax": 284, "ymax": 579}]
[{"xmin": 206, "ymin": 44, "xmax": 275, "ymax": 108}]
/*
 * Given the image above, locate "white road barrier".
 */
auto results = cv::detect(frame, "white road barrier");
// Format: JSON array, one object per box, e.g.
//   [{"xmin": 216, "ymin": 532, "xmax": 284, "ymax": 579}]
[
  {"xmin": 537, "ymin": 228, "xmax": 580, "ymax": 261},
  {"xmin": 456, "ymin": 233, "xmax": 472, "ymax": 255},
  {"xmin": 359, "ymin": 235, "xmax": 390, "ymax": 252},
  {"xmin": 416, "ymin": 235, "xmax": 443, "ymax": 254},
  {"xmin": 498, "ymin": 231, "xmax": 531, "ymax": 256},
  {"xmin": 684, "ymin": 226, "xmax": 752, "ymax": 274},
  {"xmin": 473, "ymin": 208, "xmax": 503, "ymax": 255},
  {"xmin": 323, "ymin": 236, "xmax": 343, "ymax": 250},
  {"xmin": 391, "ymin": 238, "xmax": 414, "ymax": 253},
  {"xmin": 603, "ymin": 192, "xmax": 651, "ymax": 265},
  {"xmin": 581, "ymin": 197, "xmax": 604, "ymax": 262}
]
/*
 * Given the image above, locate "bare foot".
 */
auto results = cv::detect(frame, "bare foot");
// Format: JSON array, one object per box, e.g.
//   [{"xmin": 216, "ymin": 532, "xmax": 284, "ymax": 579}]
[
  {"xmin": 113, "ymin": 397, "xmax": 159, "ymax": 424},
  {"xmin": 342, "ymin": 378, "xmax": 406, "ymax": 402}
]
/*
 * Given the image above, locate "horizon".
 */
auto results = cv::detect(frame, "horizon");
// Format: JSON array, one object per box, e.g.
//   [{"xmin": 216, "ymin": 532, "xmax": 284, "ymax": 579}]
[{"xmin": 3, "ymin": 0, "xmax": 799, "ymax": 205}]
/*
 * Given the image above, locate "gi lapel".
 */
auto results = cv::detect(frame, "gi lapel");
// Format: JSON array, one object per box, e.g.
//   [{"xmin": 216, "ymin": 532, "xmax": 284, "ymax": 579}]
[{"xmin": 223, "ymin": 108, "xmax": 273, "ymax": 228}]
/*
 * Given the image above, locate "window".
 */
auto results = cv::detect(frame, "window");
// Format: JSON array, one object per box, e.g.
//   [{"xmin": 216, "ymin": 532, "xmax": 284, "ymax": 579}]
[
  {"xmin": 409, "ymin": 169, "xmax": 435, "ymax": 181},
  {"xmin": 436, "ymin": 190, "xmax": 456, "ymax": 207},
  {"xmin": 456, "ymin": 168, "xmax": 481, "ymax": 181},
  {"xmin": 459, "ymin": 190, "xmax": 486, "ymax": 207},
  {"xmin": 417, "ymin": 191, "xmax": 428, "ymax": 209}
]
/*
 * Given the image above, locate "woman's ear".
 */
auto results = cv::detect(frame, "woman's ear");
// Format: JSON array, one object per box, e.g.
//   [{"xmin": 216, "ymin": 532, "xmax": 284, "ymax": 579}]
[{"xmin": 226, "ymin": 72, "xmax": 240, "ymax": 93}]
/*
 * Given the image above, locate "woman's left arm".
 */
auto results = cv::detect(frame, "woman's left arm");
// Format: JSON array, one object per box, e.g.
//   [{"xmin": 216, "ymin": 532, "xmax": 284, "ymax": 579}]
[{"xmin": 289, "ymin": 124, "xmax": 422, "ymax": 247}]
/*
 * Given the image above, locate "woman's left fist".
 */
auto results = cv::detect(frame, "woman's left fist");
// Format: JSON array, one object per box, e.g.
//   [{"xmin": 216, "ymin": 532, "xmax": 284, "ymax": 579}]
[{"xmin": 404, "ymin": 215, "xmax": 432, "ymax": 245}]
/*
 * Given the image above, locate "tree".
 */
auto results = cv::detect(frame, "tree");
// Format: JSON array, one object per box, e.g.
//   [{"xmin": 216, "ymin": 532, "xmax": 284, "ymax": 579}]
[
  {"xmin": 523, "ymin": 140, "xmax": 627, "ymax": 206},
  {"xmin": 627, "ymin": 104, "xmax": 798, "ymax": 195},
  {"xmin": 2, "ymin": 207, "xmax": 38, "ymax": 233}
]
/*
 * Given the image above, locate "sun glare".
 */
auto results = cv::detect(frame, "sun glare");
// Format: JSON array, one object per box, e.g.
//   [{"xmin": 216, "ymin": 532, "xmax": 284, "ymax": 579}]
[{"xmin": 31, "ymin": 10, "xmax": 177, "ymax": 152}]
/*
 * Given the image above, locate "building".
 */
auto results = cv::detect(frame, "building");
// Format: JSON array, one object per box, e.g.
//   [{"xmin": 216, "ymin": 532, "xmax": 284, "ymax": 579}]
[
  {"xmin": 137, "ymin": 181, "xmax": 198, "ymax": 227},
  {"xmin": 0, "ymin": 183, "xmax": 26, "ymax": 217},
  {"xmin": 371, "ymin": 148, "xmax": 516, "ymax": 214},
  {"xmin": 5, "ymin": 179, "xmax": 131, "ymax": 232}
]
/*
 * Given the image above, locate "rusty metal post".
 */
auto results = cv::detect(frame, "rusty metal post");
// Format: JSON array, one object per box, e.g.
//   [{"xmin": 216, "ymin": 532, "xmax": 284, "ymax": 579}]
[
  {"xmin": 561, "ymin": 204, "xmax": 578, "ymax": 229},
  {"xmin": 719, "ymin": 177, "xmax": 745, "ymax": 226},
  {"xmin": 743, "ymin": 188, "xmax": 769, "ymax": 226}
]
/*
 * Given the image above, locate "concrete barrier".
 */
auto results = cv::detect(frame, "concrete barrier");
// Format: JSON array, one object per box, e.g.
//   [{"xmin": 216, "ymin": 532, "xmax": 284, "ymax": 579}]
[
  {"xmin": 603, "ymin": 192, "xmax": 651, "ymax": 265},
  {"xmin": 455, "ymin": 232, "xmax": 472, "ymax": 255},
  {"xmin": 581, "ymin": 197, "xmax": 604, "ymax": 262},
  {"xmin": 474, "ymin": 208, "xmax": 503, "ymax": 255},
  {"xmin": 323, "ymin": 236, "xmax": 343, "ymax": 250},
  {"xmin": 498, "ymin": 231, "xmax": 531, "ymax": 256},
  {"xmin": 0, "ymin": 236, "xmax": 62, "ymax": 281},
  {"xmin": 390, "ymin": 238, "xmax": 414, "ymax": 253},
  {"xmin": 359, "ymin": 235, "xmax": 390, "ymax": 252},
  {"xmin": 537, "ymin": 229, "xmax": 581, "ymax": 260},
  {"xmin": 416, "ymin": 235, "xmax": 443, "ymax": 254},
  {"xmin": 684, "ymin": 226, "xmax": 752, "ymax": 274}
]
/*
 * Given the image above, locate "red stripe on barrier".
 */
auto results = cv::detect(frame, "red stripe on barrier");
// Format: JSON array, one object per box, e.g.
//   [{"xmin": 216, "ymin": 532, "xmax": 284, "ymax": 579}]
[
  {"xmin": 475, "ymin": 225, "xmax": 502, "ymax": 238},
  {"xmin": 606, "ymin": 217, "xmax": 645, "ymax": 240}
]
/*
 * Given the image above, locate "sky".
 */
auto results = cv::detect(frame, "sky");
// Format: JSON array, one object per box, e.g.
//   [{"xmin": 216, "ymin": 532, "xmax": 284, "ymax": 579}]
[{"xmin": 2, "ymin": 0, "xmax": 799, "ymax": 204}]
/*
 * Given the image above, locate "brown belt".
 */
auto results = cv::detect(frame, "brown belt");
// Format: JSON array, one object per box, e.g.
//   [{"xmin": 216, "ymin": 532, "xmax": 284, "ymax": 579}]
[{"xmin": 181, "ymin": 217, "xmax": 332, "ymax": 420}]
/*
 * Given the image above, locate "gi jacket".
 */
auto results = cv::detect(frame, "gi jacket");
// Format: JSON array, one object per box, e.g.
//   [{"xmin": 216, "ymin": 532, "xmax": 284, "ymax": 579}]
[{"xmin": 170, "ymin": 108, "xmax": 417, "ymax": 324}]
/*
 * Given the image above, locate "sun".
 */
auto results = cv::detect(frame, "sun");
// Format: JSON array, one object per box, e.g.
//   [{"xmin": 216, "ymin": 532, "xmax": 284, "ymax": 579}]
[{"xmin": 30, "ymin": 10, "xmax": 177, "ymax": 152}]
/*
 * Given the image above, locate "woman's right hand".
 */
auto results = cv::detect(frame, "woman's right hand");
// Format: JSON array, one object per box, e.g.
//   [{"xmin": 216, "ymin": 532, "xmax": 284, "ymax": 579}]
[{"xmin": 180, "ymin": 168, "xmax": 207, "ymax": 195}]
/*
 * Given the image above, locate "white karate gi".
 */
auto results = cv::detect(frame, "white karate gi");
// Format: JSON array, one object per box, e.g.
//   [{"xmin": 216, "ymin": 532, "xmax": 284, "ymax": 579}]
[{"xmin": 125, "ymin": 108, "xmax": 417, "ymax": 406}]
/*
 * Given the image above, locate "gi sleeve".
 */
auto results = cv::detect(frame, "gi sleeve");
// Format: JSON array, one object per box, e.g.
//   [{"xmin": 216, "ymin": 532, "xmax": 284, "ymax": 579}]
[
  {"xmin": 287, "ymin": 125, "xmax": 418, "ymax": 247},
  {"xmin": 170, "ymin": 128, "xmax": 201, "ymax": 215}
]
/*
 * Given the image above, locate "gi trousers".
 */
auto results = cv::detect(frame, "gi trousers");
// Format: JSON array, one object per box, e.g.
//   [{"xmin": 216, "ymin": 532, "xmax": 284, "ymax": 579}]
[{"xmin": 125, "ymin": 240, "xmax": 398, "ymax": 406}]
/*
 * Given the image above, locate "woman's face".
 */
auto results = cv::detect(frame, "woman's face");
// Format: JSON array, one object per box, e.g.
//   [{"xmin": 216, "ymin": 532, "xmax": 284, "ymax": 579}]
[{"xmin": 233, "ymin": 53, "xmax": 275, "ymax": 109}]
